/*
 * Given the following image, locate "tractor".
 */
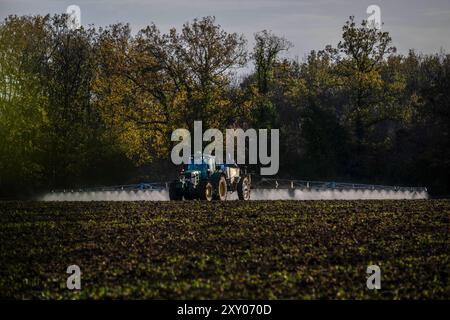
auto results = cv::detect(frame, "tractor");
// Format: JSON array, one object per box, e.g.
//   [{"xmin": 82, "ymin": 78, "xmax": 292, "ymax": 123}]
[{"xmin": 168, "ymin": 154, "xmax": 251, "ymax": 201}]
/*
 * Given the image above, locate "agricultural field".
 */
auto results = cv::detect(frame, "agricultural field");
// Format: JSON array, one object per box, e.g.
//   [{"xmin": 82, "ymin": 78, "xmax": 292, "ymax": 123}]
[{"xmin": 0, "ymin": 200, "xmax": 448, "ymax": 299}]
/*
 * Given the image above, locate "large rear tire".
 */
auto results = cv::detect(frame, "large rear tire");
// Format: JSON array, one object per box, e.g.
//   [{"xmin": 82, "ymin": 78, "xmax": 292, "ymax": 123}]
[
  {"xmin": 169, "ymin": 181, "xmax": 182, "ymax": 200},
  {"xmin": 214, "ymin": 175, "xmax": 227, "ymax": 201},
  {"xmin": 237, "ymin": 176, "xmax": 250, "ymax": 200},
  {"xmin": 199, "ymin": 181, "xmax": 213, "ymax": 201}
]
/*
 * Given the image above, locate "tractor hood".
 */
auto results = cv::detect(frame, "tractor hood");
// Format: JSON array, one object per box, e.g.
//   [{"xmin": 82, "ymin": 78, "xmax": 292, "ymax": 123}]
[
  {"xmin": 182, "ymin": 170, "xmax": 201, "ymax": 177},
  {"xmin": 180, "ymin": 170, "xmax": 201, "ymax": 186}
]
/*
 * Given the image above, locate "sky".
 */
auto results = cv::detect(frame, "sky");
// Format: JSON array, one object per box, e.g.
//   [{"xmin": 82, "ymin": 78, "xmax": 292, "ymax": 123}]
[{"xmin": 1, "ymin": 0, "xmax": 449, "ymax": 61}]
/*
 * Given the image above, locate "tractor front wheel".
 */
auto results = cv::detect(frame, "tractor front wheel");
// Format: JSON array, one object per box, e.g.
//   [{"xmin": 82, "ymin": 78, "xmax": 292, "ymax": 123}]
[
  {"xmin": 215, "ymin": 176, "xmax": 227, "ymax": 201},
  {"xmin": 169, "ymin": 181, "xmax": 182, "ymax": 200},
  {"xmin": 184, "ymin": 193, "xmax": 197, "ymax": 200},
  {"xmin": 199, "ymin": 181, "xmax": 213, "ymax": 201}
]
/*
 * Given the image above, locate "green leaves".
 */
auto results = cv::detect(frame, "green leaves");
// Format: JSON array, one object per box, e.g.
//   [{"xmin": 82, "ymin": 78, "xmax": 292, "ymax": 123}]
[{"xmin": 0, "ymin": 200, "xmax": 448, "ymax": 299}]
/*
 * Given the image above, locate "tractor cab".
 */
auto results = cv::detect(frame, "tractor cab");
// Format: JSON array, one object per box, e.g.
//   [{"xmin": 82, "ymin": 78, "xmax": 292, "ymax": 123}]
[{"xmin": 183, "ymin": 154, "xmax": 216, "ymax": 180}]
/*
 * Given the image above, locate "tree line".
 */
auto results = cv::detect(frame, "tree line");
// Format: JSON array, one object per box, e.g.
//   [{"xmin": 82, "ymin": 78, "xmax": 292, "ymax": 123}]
[{"xmin": 0, "ymin": 14, "xmax": 448, "ymax": 197}]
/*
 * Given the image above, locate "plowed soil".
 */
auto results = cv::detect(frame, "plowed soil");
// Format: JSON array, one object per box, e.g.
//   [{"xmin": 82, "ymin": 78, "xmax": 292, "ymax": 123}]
[{"xmin": 0, "ymin": 200, "xmax": 448, "ymax": 299}]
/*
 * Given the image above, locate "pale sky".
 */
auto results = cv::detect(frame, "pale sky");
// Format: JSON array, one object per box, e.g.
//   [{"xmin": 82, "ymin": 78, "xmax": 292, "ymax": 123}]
[{"xmin": 1, "ymin": 0, "xmax": 449, "ymax": 61}]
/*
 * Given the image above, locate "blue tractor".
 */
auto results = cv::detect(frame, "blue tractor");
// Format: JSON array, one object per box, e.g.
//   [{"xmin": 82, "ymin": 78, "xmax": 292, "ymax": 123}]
[{"xmin": 169, "ymin": 154, "xmax": 251, "ymax": 201}]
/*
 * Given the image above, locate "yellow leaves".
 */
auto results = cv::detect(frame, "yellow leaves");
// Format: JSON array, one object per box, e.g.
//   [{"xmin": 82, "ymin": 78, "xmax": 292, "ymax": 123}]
[
  {"xmin": 118, "ymin": 121, "xmax": 152, "ymax": 165},
  {"xmin": 387, "ymin": 75, "xmax": 406, "ymax": 95},
  {"xmin": 347, "ymin": 69, "xmax": 383, "ymax": 92},
  {"xmin": 285, "ymin": 78, "xmax": 307, "ymax": 100}
]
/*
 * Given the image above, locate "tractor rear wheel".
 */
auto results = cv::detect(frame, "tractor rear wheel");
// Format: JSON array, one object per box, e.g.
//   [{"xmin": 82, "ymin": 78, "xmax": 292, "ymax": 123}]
[
  {"xmin": 215, "ymin": 176, "xmax": 227, "ymax": 201},
  {"xmin": 238, "ymin": 176, "xmax": 251, "ymax": 200},
  {"xmin": 169, "ymin": 181, "xmax": 182, "ymax": 200},
  {"xmin": 199, "ymin": 181, "xmax": 213, "ymax": 201}
]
